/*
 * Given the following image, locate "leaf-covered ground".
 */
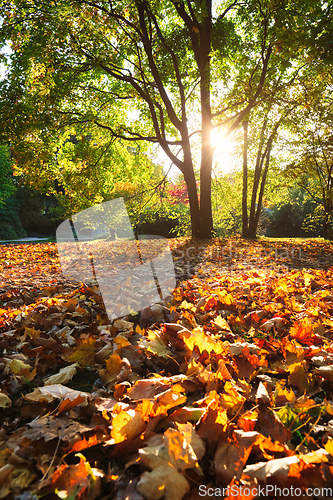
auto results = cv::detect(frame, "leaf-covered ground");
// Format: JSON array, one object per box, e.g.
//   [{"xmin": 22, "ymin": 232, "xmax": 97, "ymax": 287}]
[{"xmin": 1, "ymin": 238, "xmax": 333, "ymax": 499}]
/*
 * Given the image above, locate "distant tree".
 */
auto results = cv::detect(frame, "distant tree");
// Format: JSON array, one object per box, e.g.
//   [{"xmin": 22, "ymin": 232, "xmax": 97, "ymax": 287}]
[
  {"xmin": 283, "ymin": 80, "xmax": 333, "ymax": 239},
  {"xmin": 240, "ymin": 103, "xmax": 295, "ymax": 238}
]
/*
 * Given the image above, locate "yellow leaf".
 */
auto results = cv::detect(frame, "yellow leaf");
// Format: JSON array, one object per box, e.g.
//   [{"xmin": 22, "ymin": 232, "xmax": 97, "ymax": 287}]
[
  {"xmin": 220, "ymin": 381, "xmax": 246, "ymax": 410},
  {"xmin": 24, "ymin": 327, "xmax": 40, "ymax": 339},
  {"xmin": 137, "ymin": 425, "xmax": 204, "ymax": 500},
  {"xmin": 274, "ymin": 381, "xmax": 296, "ymax": 406},
  {"xmin": 288, "ymin": 360, "xmax": 313, "ymax": 393},
  {"xmin": 215, "ymin": 409, "xmax": 228, "ymax": 426},
  {"xmin": 4, "ymin": 358, "xmax": 31, "ymax": 375},
  {"xmin": 136, "ymin": 325, "xmax": 145, "ymax": 335},
  {"xmin": 217, "ymin": 290, "xmax": 233, "ymax": 305},
  {"xmin": 179, "ymin": 300, "xmax": 196, "ymax": 312},
  {"xmin": 325, "ymin": 438, "xmax": 333, "ymax": 456},
  {"xmin": 217, "ymin": 360, "xmax": 233, "ymax": 381},
  {"xmin": 69, "ymin": 337, "xmax": 96, "ymax": 366},
  {"xmin": 110, "ymin": 408, "xmax": 146, "ymax": 444},
  {"xmin": 113, "ymin": 335, "xmax": 131, "ymax": 350},
  {"xmin": 105, "ymin": 353, "xmax": 122, "ymax": 375},
  {"xmin": 214, "ymin": 315, "xmax": 232, "ymax": 332}
]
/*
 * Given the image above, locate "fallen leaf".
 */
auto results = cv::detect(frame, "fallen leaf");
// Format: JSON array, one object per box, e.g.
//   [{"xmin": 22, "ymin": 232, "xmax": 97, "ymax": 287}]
[
  {"xmin": 110, "ymin": 408, "xmax": 146, "ymax": 444},
  {"xmin": 44, "ymin": 363, "xmax": 78, "ymax": 385},
  {"xmin": 24, "ymin": 384, "xmax": 89, "ymax": 408},
  {"xmin": 0, "ymin": 393, "xmax": 11, "ymax": 408},
  {"xmin": 215, "ymin": 430, "xmax": 261, "ymax": 483}
]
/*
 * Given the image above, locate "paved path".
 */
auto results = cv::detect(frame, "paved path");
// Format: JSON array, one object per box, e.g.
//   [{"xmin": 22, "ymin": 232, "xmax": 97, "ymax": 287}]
[{"xmin": 0, "ymin": 237, "xmax": 51, "ymax": 243}]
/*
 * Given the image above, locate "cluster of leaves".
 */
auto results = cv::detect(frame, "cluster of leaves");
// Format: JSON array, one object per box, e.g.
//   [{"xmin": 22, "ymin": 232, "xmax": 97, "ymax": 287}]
[
  {"xmin": 126, "ymin": 179, "xmax": 191, "ymax": 237},
  {"xmin": 1, "ymin": 239, "xmax": 333, "ymax": 498},
  {"xmin": 165, "ymin": 181, "xmax": 189, "ymax": 206}
]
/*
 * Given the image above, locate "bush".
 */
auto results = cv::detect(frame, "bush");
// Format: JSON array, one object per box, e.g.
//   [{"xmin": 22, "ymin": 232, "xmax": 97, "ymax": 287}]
[
  {"xmin": 0, "ymin": 199, "xmax": 27, "ymax": 240},
  {"xmin": 14, "ymin": 187, "xmax": 60, "ymax": 236},
  {"xmin": 264, "ymin": 200, "xmax": 318, "ymax": 237},
  {"xmin": 0, "ymin": 222, "xmax": 19, "ymax": 240},
  {"xmin": 138, "ymin": 218, "xmax": 179, "ymax": 237},
  {"xmin": 129, "ymin": 202, "xmax": 190, "ymax": 238}
]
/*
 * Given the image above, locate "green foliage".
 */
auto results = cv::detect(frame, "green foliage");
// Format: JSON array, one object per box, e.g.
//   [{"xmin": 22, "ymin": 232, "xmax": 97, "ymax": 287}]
[
  {"xmin": 281, "ymin": 85, "xmax": 333, "ymax": 239},
  {"xmin": 0, "ymin": 144, "xmax": 15, "ymax": 205},
  {"xmin": 212, "ymin": 171, "xmax": 243, "ymax": 237},
  {"xmin": 264, "ymin": 185, "xmax": 318, "ymax": 238},
  {"xmin": 134, "ymin": 202, "xmax": 190, "ymax": 238},
  {"xmin": 125, "ymin": 178, "xmax": 191, "ymax": 238},
  {"xmin": 14, "ymin": 187, "xmax": 60, "ymax": 236},
  {"xmin": 211, "ymin": 16, "xmax": 240, "ymax": 58},
  {"xmin": 9, "ymin": 122, "xmax": 156, "ymax": 218},
  {"xmin": 265, "ymin": 202, "xmax": 314, "ymax": 238},
  {"xmin": 0, "ymin": 222, "xmax": 18, "ymax": 240},
  {"xmin": 0, "ymin": 197, "xmax": 27, "ymax": 240}
]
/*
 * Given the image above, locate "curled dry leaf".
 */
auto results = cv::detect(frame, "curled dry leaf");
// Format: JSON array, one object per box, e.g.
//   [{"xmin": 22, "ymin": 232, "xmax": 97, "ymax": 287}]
[
  {"xmin": 44, "ymin": 363, "xmax": 78, "ymax": 386},
  {"xmin": 24, "ymin": 415, "xmax": 93, "ymax": 443},
  {"xmin": 242, "ymin": 448, "xmax": 329, "ymax": 484},
  {"xmin": 24, "ymin": 384, "xmax": 90, "ymax": 408}
]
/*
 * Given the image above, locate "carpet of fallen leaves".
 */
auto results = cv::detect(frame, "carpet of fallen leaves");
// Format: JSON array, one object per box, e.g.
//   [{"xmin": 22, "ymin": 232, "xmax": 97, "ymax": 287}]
[{"xmin": 1, "ymin": 238, "xmax": 333, "ymax": 499}]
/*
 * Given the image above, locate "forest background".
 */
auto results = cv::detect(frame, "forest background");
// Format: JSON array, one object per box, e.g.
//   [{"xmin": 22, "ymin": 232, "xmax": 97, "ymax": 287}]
[{"xmin": 0, "ymin": 0, "xmax": 332, "ymax": 242}]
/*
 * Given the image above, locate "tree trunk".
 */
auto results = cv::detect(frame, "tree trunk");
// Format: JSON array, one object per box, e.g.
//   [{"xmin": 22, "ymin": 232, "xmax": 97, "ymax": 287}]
[
  {"xmin": 198, "ymin": 0, "xmax": 213, "ymax": 239},
  {"xmin": 247, "ymin": 120, "xmax": 268, "ymax": 238},
  {"xmin": 247, "ymin": 135, "xmax": 273, "ymax": 238},
  {"xmin": 199, "ymin": 86, "xmax": 214, "ymax": 239},
  {"xmin": 323, "ymin": 210, "xmax": 333, "ymax": 240},
  {"xmin": 242, "ymin": 120, "xmax": 249, "ymax": 237},
  {"xmin": 253, "ymin": 156, "xmax": 270, "ymax": 235},
  {"xmin": 183, "ymin": 161, "xmax": 200, "ymax": 239}
]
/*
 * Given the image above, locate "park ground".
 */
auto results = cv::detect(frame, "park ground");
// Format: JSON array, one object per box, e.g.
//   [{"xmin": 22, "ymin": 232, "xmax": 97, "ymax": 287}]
[{"xmin": 0, "ymin": 237, "xmax": 333, "ymax": 498}]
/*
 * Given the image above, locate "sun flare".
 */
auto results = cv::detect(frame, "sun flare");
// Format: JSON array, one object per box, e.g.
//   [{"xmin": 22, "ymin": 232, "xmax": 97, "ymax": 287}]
[{"xmin": 211, "ymin": 128, "xmax": 235, "ymax": 173}]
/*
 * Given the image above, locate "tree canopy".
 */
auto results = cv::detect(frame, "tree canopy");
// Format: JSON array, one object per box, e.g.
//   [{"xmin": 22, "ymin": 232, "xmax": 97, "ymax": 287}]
[{"xmin": 0, "ymin": 0, "xmax": 332, "ymax": 237}]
